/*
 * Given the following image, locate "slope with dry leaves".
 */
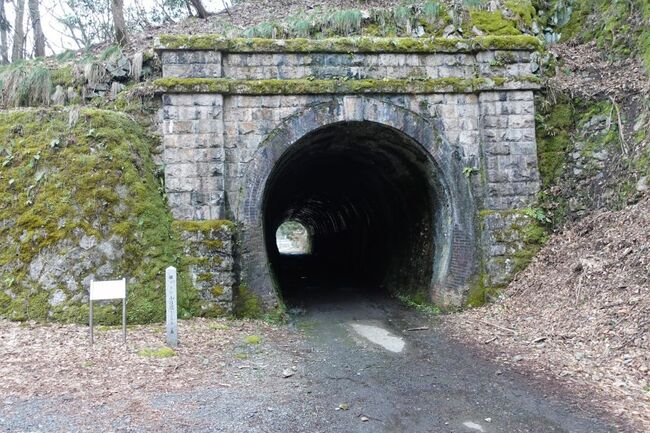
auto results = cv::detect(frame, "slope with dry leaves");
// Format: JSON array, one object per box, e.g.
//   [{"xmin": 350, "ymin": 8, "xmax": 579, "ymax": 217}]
[{"xmin": 443, "ymin": 198, "xmax": 650, "ymax": 431}]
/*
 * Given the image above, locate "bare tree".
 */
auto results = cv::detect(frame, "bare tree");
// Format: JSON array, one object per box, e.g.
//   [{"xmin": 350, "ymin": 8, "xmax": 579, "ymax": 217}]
[
  {"xmin": 0, "ymin": 0, "xmax": 9, "ymax": 64},
  {"xmin": 28, "ymin": 0, "xmax": 45, "ymax": 57},
  {"xmin": 188, "ymin": 0, "xmax": 208, "ymax": 19},
  {"xmin": 12, "ymin": 0, "xmax": 26, "ymax": 62},
  {"xmin": 111, "ymin": 0, "xmax": 128, "ymax": 45}
]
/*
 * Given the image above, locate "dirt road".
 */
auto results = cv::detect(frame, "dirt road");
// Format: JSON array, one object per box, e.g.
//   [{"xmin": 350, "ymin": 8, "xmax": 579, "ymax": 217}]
[{"xmin": 0, "ymin": 293, "xmax": 614, "ymax": 432}]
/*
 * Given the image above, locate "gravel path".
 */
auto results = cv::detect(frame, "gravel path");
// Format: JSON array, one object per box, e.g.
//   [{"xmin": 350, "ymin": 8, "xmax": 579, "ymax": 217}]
[{"xmin": 0, "ymin": 293, "xmax": 618, "ymax": 433}]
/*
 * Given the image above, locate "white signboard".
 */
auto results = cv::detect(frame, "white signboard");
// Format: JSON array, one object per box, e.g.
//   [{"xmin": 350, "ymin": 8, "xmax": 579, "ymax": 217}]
[
  {"xmin": 90, "ymin": 279, "xmax": 126, "ymax": 300},
  {"xmin": 89, "ymin": 278, "xmax": 127, "ymax": 344}
]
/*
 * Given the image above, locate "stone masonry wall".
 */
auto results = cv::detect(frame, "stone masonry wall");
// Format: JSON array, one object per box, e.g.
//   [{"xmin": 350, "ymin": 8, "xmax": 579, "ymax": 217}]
[
  {"xmin": 173, "ymin": 221, "xmax": 236, "ymax": 316},
  {"xmin": 155, "ymin": 37, "xmax": 542, "ymax": 309}
]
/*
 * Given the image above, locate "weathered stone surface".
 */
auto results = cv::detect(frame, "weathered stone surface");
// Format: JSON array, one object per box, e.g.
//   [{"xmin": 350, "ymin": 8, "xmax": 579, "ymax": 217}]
[
  {"xmin": 158, "ymin": 41, "xmax": 542, "ymax": 312},
  {"xmin": 173, "ymin": 221, "xmax": 235, "ymax": 314}
]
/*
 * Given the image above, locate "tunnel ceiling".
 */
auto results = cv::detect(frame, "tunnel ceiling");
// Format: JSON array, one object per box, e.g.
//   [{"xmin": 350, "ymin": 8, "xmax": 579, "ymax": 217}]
[{"xmin": 263, "ymin": 121, "xmax": 444, "ymax": 301}]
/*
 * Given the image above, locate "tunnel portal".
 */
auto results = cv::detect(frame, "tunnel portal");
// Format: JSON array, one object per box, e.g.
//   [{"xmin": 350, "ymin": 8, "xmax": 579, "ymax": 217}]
[
  {"xmin": 157, "ymin": 36, "xmax": 543, "ymax": 312},
  {"xmin": 263, "ymin": 121, "xmax": 444, "ymax": 303}
]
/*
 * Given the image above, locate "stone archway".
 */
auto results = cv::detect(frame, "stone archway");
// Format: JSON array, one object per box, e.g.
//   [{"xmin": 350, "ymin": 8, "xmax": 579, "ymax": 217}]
[{"xmin": 238, "ymin": 96, "xmax": 478, "ymax": 308}]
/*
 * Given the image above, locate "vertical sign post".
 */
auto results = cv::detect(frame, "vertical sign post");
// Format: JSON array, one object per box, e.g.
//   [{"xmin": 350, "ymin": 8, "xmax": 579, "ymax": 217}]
[{"xmin": 166, "ymin": 266, "xmax": 178, "ymax": 347}]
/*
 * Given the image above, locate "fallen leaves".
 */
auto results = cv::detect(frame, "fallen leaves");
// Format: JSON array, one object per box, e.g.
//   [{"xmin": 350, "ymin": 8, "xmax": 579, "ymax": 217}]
[{"xmin": 444, "ymin": 198, "xmax": 650, "ymax": 432}]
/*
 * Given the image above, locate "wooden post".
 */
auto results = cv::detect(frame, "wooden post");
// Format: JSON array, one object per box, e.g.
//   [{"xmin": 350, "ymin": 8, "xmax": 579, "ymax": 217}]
[{"xmin": 166, "ymin": 266, "xmax": 178, "ymax": 347}]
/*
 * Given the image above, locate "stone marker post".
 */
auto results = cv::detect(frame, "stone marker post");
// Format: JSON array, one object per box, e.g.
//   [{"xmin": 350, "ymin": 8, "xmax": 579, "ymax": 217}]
[{"xmin": 166, "ymin": 266, "xmax": 178, "ymax": 347}]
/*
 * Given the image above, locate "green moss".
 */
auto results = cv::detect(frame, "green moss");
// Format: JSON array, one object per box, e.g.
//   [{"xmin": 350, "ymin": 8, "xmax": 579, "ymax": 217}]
[
  {"xmin": 244, "ymin": 335, "xmax": 262, "ymax": 345},
  {"xmin": 474, "ymin": 35, "xmax": 540, "ymax": 50},
  {"xmin": 172, "ymin": 220, "xmax": 235, "ymax": 233},
  {"xmin": 153, "ymin": 76, "xmax": 537, "ymax": 95},
  {"xmin": 196, "ymin": 273, "xmax": 213, "ymax": 283},
  {"xmin": 137, "ymin": 347, "xmax": 176, "ymax": 358},
  {"xmin": 465, "ymin": 272, "xmax": 500, "ymax": 308},
  {"xmin": 0, "ymin": 108, "xmax": 194, "ymax": 324},
  {"xmin": 362, "ymin": 24, "xmax": 382, "ymax": 37},
  {"xmin": 469, "ymin": 10, "xmax": 521, "ymax": 36},
  {"xmin": 203, "ymin": 239, "xmax": 224, "ymax": 249},
  {"xmin": 200, "ymin": 303, "xmax": 227, "ymax": 318},
  {"xmin": 211, "ymin": 285, "xmax": 224, "ymax": 297},
  {"xmin": 536, "ymin": 102, "xmax": 575, "ymax": 188},
  {"xmin": 472, "ymin": 210, "xmax": 549, "ymax": 307},
  {"xmin": 156, "ymin": 35, "xmax": 541, "ymax": 53},
  {"xmin": 395, "ymin": 293, "xmax": 442, "ymax": 316},
  {"xmin": 50, "ymin": 66, "xmax": 78, "ymax": 88},
  {"xmin": 505, "ymin": 0, "xmax": 536, "ymax": 27},
  {"xmin": 208, "ymin": 321, "xmax": 229, "ymax": 330},
  {"xmin": 512, "ymin": 219, "xmax": 548, "ymax": 272},
  {"xmin": 233, "ymin": 284, "xmax": 264, "ymax": 319},
  {"xmin": 559, "ymin": 0, "xmax": 650, "ymax": 71}
]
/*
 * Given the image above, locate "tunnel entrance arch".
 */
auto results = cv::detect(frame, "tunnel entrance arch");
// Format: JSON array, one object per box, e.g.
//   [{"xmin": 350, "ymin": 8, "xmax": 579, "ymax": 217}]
[
  {"xmin": 239, "ymin": 97, "xmax": 478, "ymax": 308},
  {"xmin": 264, "ymin": 121, "xmax": 446, "ymax": 303}
]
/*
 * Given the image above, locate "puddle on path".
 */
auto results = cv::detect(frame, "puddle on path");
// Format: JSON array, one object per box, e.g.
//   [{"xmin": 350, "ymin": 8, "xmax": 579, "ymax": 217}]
[{"xmin": 349, "ymin": 322, "xmax": 405, "ymax": 353}]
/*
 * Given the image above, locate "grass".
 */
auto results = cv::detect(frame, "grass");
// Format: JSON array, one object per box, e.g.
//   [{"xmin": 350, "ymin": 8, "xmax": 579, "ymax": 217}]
[
  {"xmin": 328, "ymin": 9, "xmax": 363, "ymax": 35},
  {"xmin": 422, "ymin": 1, "xmax": 441, "ymax": 25},
  {"xmin": 244, "ymin": 335, "xmax": 262, "ymax": 345},
  {"xmin": 137, "ymin": 347, "xmax": 176, "ymax": 358},
  {"xmin": 208, "ymin": 322, "xmax": 230, "ymax": 331},
  {"xmin": 1, "ymin": 63, "xmax": 52, "ymax": 107},
  {"xmin": 289, "ymin": 16, "xmax": 312, "ymax": 38},
  {"xmin": 395, "ymin": 293, "xmax": 442, "ymax": 317}
]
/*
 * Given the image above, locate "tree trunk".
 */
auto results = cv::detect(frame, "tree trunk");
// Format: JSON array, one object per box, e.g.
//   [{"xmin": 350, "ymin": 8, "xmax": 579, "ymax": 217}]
[
  {"xmin": 189, "ymin": 0, "xmax": 209, "ymax": 19},
  {"xmin": 28, "ymin": 0, "xmax": 45, "ymax": 57},
  {"xmin": 111, "ymin": 0, "xmax": 128, "ymax": 46},
  {"xmin": 11, "ymin": 0, "xmax": 25, "ymax": 62},
  {"xmin": 0, "ymin": 0, "xmax": 9, "ymax": 64}
]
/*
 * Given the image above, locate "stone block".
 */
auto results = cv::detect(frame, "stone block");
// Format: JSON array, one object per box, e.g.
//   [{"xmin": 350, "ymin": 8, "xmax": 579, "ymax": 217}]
[
  {"xmin": 161, "ymin": 50, "xmax": 221, "ymax": 65},
  {"xmin": 163, "ymin": 63, "xmax": 222, "ymax": 78}
]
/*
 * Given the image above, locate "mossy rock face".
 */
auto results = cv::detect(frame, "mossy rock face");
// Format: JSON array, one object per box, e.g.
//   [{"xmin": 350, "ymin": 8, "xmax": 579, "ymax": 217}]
[
  {"xmin": 470, "ymin": 209, "xmax": 549, "ymax": 307},
  {"xmin": 535, "ymin": 96, "xmax": 650, "ymax": 227},
  {"xmin": 0, "ymin": 108, "xmax": 196, "ymax": 324},
  {"xmin": 233, "ymin": 284, "xmax": 264, "ymax": 319},
  {"xmin": 554, "ymin": 0, "xmax": 650, "ymax": 71},
  {"xmin": 469, "ymin": 10, "xmax": 521, "ymax": 36}
]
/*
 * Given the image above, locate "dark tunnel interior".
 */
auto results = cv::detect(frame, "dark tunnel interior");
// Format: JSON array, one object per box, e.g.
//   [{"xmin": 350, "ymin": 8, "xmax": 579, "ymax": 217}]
[{"xmin": 263, "ymin": 121, "xmax": 441, "ymax": 305}]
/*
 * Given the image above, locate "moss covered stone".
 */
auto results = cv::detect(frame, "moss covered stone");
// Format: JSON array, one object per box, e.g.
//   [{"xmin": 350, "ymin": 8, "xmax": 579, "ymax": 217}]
[
  {"xmin": 504, "ymin": 0, "xmax": 537, "ymax": 27},
  {"xmin": 153, "ymin": 76, "xmax": 539, "ymax": 95},
  {"xmin": 469, "ymin": 10, "xmax": 521, "ymax": 36},
  {"xmin": 0, "ymin": 108, "xmax": 195, "ymax": 324},
  {"xmin": 156, "ymin": 35, "xmax": 541, "ymax": 53},
  {"xmin": 470, "ymin": 209, "xmax": 549, "ymax": 307},
  {"xmin": 172, "ymin": 219, "xmax": 235, "ymax": 233},
  {"xmin": 233, "ymin": 284, "xmax": 263, "ymax": 319},
  {"xmin": 536, "ymin": 102, "xmax": 574, "ymax": 188}
]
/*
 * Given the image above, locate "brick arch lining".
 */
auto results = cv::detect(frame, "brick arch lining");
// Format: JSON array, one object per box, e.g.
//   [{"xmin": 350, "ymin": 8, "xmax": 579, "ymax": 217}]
[{"xmin": 237, "ymin": 96, "xmax": 478, "ymax": 308}]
